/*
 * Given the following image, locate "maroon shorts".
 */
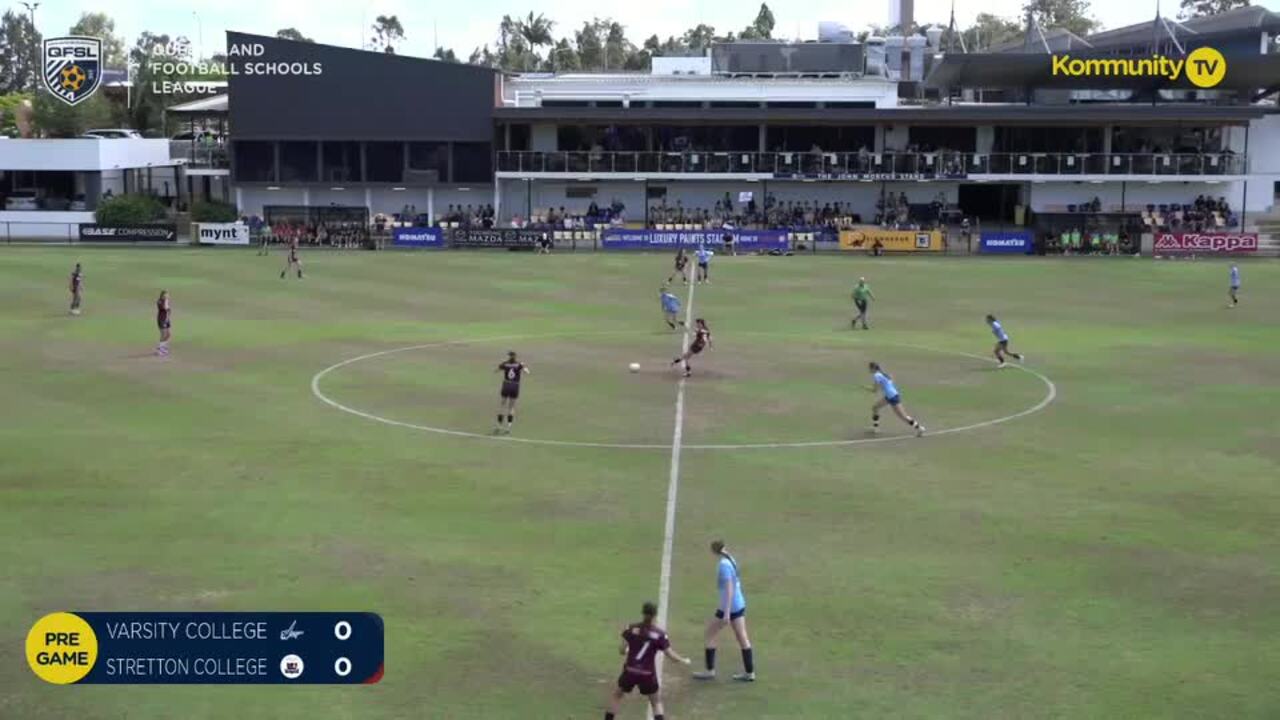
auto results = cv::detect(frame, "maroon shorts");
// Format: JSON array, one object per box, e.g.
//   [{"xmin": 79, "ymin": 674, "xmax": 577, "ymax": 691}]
[
  {"xmin": 689, "ymin": 341, "xmax": 705, "ymax": 355},
  {"xmin": 617, "ymin": 670, "xmax": 659, "ymax": 696}
]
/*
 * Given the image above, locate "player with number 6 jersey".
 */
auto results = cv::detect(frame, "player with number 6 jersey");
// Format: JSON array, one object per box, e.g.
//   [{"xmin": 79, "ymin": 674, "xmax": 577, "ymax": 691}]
[
  {"xmin": 494, "ymin": 351, "xmax": 529, "ymax": 434},
  {"xmin": 604, "ymin": 601, "xmax": 690, "ymax": 720}
]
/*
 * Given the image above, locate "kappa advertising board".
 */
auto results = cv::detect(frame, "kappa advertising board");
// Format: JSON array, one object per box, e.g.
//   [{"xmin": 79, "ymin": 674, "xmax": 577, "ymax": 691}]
[
  {"xmin": 838, "ymin": 228, "xmax": 943, "ymax": 252},
  {"xmin": 195, "ymin": 223, "xmax": 250, "ymax": 245},
  {"xmin": 980, "ymin": 231, "xmax": 1034, "ymax": 254},
  {"xmin": 1154, "ymin": 232, "xmax": 1258, "ymax": 254},
  {"xmin": 391, "ymin": 227, "xmax": 445, "ymax": 248},
  {"xmin": 449, "ymin": 229, "xmax": 545, "ymax": 249},
  {"xmin": 79, "ymin": 225, "xmax": 178, "ymax": 243},
  {"xmin": 600, "ymin": 229, "xmax": 790, "ymax": 251}
]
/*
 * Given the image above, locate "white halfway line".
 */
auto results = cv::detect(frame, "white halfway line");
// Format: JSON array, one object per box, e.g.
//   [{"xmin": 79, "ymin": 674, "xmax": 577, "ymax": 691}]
[{"xmin": 654, "ymin": 275, "xmax": 696, "ymax": 710}]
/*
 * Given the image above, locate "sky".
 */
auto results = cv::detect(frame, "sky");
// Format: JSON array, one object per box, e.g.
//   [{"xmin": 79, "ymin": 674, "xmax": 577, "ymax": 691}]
[{"xmin": 11, "ymin": 0, "xmax": 1280, "ymax": 63}]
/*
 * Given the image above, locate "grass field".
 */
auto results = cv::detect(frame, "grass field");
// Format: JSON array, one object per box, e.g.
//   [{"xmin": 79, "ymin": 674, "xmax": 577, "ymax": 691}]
[{"xmin": 2, "ymin": 247, "xmax": 1279, "ymax": 719}]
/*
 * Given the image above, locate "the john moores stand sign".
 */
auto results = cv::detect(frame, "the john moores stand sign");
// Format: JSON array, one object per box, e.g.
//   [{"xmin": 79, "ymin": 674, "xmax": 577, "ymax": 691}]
[
  {"xmin": 601, "ymin": 229, "xmax": 790, "ymax": 250},
  {"xmin": 1154, "ymin": 232, "xmax": 1257, "ymax": 253},
  {"xmin": 79, "ymin": 225, "xmax": 178, "ymax": 243}
]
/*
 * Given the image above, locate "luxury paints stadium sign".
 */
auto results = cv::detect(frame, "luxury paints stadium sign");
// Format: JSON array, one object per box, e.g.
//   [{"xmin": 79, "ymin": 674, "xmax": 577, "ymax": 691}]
[
  {"xmin": 600, "ymin": 229, "xmax": 790, "ymax": 250},
  {"xmin": 1154, "ymin": 232, "xmax": 1257, "ymax": 253}
]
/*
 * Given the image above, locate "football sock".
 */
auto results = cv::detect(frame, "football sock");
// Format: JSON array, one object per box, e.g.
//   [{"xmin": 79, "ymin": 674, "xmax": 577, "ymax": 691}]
[
  {"xmin": 872, "ymin": 413, "xmax": 880, "ymax": 429},
  {"xmin": 705, "ymin": 648, "xmax": 717, "ymax": 671},
  {"xmin": 742, "ymin": 648, "xmax": 754, "ymax": 674},
  {"xmin": 654, "ymin": 715, "xmax": 664, "ymax": 720},
  {"xmin": 604, "ymin": 713, "xmax": 614, "ymax": 720},
  {"xmin": 496, "ymin": 414, "xmax": 504, "ymax": 426},
  {"xmin": 506, "ymin": 414, "xmax": 514, "ymax": 425}
]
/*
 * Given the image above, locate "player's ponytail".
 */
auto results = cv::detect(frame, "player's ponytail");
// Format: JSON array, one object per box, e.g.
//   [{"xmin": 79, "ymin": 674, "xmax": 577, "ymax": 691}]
[
  {"xmin": 711, "ymin": 540, "xmax": 739, "ymax": 578},
  {"xmin": 642, "ymin": 601, "xmax": 657, "ymax": 620}
]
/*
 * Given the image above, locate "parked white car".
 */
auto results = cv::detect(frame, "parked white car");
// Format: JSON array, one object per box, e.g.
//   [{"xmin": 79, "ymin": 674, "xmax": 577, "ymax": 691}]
[
  {"xmin": 82, "ymin": 129, "xmax": 144, "ymax": 139},
  {"xmin": 4, "ymin": 191, "xmax": 40, "ymax": 210}
]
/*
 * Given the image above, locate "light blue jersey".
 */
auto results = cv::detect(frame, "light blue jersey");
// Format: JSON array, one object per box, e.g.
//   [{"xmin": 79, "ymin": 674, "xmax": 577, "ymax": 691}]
[
  {"xmin": 990, "ymin": 319, "xmax": 1009, "ymax": 342},
  {"xmin": 697, "ymin": 246, "xmax": 711, "ymax": 265},
  {"xmin": 717, "ymin": 555, "xmax": 747, "ymax": 613},
  {"xmin": 1230, "ymin": 266, "xmax": 1240, "ymax": 288},
  {"xmin": 661, "ymin": 292, "xmax": 680, "ymax": 314},
  {"xmin": 873, "ymin": 370, "xmax": 899, "ymax": 400}
]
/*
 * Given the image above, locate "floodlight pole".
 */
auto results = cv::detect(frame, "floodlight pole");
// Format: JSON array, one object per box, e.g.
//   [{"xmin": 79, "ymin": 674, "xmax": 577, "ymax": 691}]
[{"xmin": 21, "ymin": 2, "xmax": 39, "ymax": 93}]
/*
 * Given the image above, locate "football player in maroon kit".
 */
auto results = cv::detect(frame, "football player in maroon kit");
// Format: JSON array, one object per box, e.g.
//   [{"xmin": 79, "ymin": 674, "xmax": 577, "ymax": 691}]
[
  {"xmin": 494, "ymin": 351, "xmax": 529, "ymax": 434},
  {"xmin": 280, "ymin": 237, "xmax": 303, "ymax": 279},
  {"xmin": 671, "ymin": 318, "xmax": 712, "ymax": 378},
  {"xmin": 155, "ymin": 290, "xmax": 172, "ymax": 357},
  {"xmin": 666, "ymin": 247, "xmax": 689, "ymax": 285},
  {"xmin": 604, "ymin": 601, "xmax": 691, "ymax": 720}
]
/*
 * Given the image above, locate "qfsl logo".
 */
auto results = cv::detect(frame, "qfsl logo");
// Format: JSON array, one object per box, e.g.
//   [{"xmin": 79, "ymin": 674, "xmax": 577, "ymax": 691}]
[{"xmin": 43, "ymin": 36, "xmax": 103, "ymax": 106}]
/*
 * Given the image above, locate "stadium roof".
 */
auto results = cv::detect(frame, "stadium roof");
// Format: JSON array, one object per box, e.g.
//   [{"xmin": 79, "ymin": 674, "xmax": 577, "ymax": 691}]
[
  {"xmin": 493, "ymin": 104, "xmax": 1268, "ymax": 124},
  {"xmin": 925, "ymin": 52, "xmax": 1280, "ymax": 92},
  {"xmin": 986, "ymin": 28, "xmax": 1093, "ymax": 55},
  {"xmin": 1084, "ymin": 6, "xmax": 1280, "ymax": 51}
]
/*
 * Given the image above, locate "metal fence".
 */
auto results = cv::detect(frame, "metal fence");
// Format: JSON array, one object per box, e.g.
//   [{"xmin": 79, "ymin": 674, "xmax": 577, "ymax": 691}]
[{"xmin": 496, "ymin": 150, "xmax": 1247, "ymax": 177}]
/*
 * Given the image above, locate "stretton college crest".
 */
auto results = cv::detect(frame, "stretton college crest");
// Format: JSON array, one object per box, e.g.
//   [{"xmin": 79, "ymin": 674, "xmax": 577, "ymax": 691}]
[{"xmin": 43, "ymin": 36, "xmax": 102, "ymax": 106}]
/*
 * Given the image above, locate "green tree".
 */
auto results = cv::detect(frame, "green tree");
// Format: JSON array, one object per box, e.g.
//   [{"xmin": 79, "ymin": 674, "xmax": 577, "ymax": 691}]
[
  {"xmin": 1178, "ymin": 0, "xmax": 1250, "ymax": 18},
  {"xmin": 962, "ymin": 12, "xmax": 1024, "ymax": 51},
  {"xmin": 1023, "ymin": 0, "xmax": 1099, "ymax": 36},
  {"xmin": 0, "ymin": 10, "xmax": 42, "ymax": 93},
  {"xmin": 0, "ymin": 92, "xmax": 33, "ymax": 136},
  {"xmin": 127, "ymin": 32, "xmax": 190, "ymax": 135},
  {"xmin": 276, "ymin": 28, "xmax": 314, "ymax": 43},
  {"xmin": 31, "ymin": 90, "xmax": 115, "ymax": 137},
  {"xmin": 190, "ymin": 199, "xmax": 239, "ymax": 222},
  {"xmin": 95, "ymin": 193, "xmax": 167, "ymax": 225},
  {"xmin": 69, "ymin": 12, "xmax": 126, "ymax": 66},
  {"xmin": 547, "ymin": 38, "xmax": 579, "ymax": 71},
  {"xmin": 517, "ymin": 12, "xmax": 555, "ymax": 61},
  {"xmin": 682, "ymin": 24, "xmax": 721, "ymax": 53},
  {"xmin": 574, "ymin": 19, "xmax": 606, "ymax": 70},
  {"xmin": 433, "ymin": 47, "xmax": 459, "ymax": 62},
  {"xmin": 371, "ymin": 15, "xmax": 406, "ymax": 54},
  {"xmin": 740, "ymin": 3, "xmax": 776, "ymax": 40}
]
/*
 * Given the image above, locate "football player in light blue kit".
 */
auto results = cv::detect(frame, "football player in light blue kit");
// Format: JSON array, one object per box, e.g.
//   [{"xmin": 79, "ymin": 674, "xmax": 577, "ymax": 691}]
[
  {"xmin": 985, "ymin": 314, "xmax": 1025, "ymax": 367},
  {"xmin": 695, "ymin": 244, "xmax": 713, "ymax": 284},
  {"xmin": 1228, "ymin": 264, "xmax": 1240, "ymax": 307},
  {"xmin": 868, "ymin": 361, "xmax": 925, "ymax": 436},
  {"xmin": 659, "ymin": 287, "xmax": 684, "ymax": 330},
  {"xmin": 693, "ymin": 540, "xmax": 755, "ymax": 682}
]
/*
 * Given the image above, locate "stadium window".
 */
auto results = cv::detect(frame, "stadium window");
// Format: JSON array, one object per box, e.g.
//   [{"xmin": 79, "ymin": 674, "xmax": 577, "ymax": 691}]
[
  {"xmin": 279, "ymin": 141, "xmax": 319, "ymax": 183},
  {"xmin": 321, "ymin": 141, "xmax": 362, "ymax": 183},
  {"xmin": 365, "ymin": 142, "xmax": 404, "ymax": 183},
  {"xmin": 508, "ymin": 125, "xmax": 531, "ymax": 151},
  {"xmin": 408, "ymin": 142, "xmax": 449, "ymax": 179},
  {"xmin": 232, "ymin": 141, "xmax": 275, "ymax": 183},
  {"xmin": 452, "ymin": 142, "xmax": 493, "ymax": 183}
]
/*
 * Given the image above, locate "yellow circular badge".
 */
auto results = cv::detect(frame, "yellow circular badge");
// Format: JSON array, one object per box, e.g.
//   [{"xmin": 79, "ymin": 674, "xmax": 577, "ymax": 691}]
[
  {"xmin": 1185, "ymin": 47, "xmax": 1226, "ymax": 89},
  {"xmin": 27, "ymin": 612, "xmax": 98, "ymax": 684}
]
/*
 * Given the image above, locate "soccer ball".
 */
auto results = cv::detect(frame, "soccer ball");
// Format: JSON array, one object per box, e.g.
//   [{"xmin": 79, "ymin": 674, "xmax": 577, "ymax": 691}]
[
  {"xmin": 629, "ymin": 363, "xmax": 641, "ymax": 373},
  {"xmin": 60, "ymin": 65, "xmax": 87, "ymax": 92}
]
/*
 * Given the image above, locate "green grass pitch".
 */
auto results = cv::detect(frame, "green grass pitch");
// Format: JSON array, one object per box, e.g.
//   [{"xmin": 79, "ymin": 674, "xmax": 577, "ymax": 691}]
[{"xmin": 2, "ymin": 248, "xmax": 1279, "ymax": 719}]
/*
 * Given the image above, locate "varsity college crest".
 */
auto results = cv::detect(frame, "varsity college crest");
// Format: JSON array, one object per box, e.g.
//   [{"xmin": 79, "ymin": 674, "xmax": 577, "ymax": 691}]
[{"xmin": 43, "ymin": 36, "xmax": 103, "ymax": 106}]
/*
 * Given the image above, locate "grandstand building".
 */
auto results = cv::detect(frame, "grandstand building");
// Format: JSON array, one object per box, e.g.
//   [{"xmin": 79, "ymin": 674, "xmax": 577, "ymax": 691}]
[{"xmin": 222, "ymin": 8, "xmax": 1280, "ymax": 244}]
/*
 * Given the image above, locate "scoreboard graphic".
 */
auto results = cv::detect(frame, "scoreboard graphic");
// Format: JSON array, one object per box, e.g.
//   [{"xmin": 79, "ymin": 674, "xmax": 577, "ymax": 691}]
[{"xmin": 27, "ymin": 612, "xmax": 383, "ymax": 685}]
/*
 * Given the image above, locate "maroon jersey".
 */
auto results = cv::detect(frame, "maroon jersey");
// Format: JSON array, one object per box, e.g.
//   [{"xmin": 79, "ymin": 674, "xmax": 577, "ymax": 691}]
[
  {"xmin": 498, "ymin": 361, "xmax": 525, "ymax": 384},
  {"xmin": 691, "ymin": 326, "xmax": 710, "ymax": 351},
  {"xmin": 70, "ymin": 269, "xmax": 82, "ymax": 291},
  {"xmin": 620, "ymin": 623, "xmax": 669, "ymax": 676},
  {"xmin": 156, "ymin": 298, "xmax": 170, "ymax": 324},
  {"xmin": 674, "ymin": 253, "xmax": 688, "ymax": 270}
]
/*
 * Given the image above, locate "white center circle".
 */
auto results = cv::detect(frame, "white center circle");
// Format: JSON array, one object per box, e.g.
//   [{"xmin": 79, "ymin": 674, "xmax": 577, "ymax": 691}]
[{"xmin": 311, "ymin": 331, "xmax": 1057, "ymax": 450}]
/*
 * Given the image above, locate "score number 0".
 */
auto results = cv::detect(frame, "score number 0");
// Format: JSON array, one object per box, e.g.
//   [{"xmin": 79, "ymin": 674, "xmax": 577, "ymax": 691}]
[{"xmin": 334, "ymin": 621, "xmax": 352, "ymax": 677}]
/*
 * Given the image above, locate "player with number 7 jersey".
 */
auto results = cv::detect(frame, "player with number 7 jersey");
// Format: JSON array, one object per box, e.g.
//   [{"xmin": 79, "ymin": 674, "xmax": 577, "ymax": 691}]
[{"xmin": 603, "ymin": 601, "xmax": 691, "ymax": 720}]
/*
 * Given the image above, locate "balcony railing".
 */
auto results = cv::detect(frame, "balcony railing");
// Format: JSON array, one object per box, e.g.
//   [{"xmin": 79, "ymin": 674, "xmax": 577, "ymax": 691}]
[
  {"xmin": 170, "ymin": 142, "xmax": 229, "ymax": 169},
  {"xmin": 496, "ymin": 151, "xmax": 1247, "ymax": 178}
]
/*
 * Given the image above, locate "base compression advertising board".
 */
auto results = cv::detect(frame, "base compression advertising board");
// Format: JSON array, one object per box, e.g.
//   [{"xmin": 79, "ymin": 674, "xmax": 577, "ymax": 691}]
[{"xmin": 27, "ymin": 612, "xmax": 383, "ymax": 685}]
